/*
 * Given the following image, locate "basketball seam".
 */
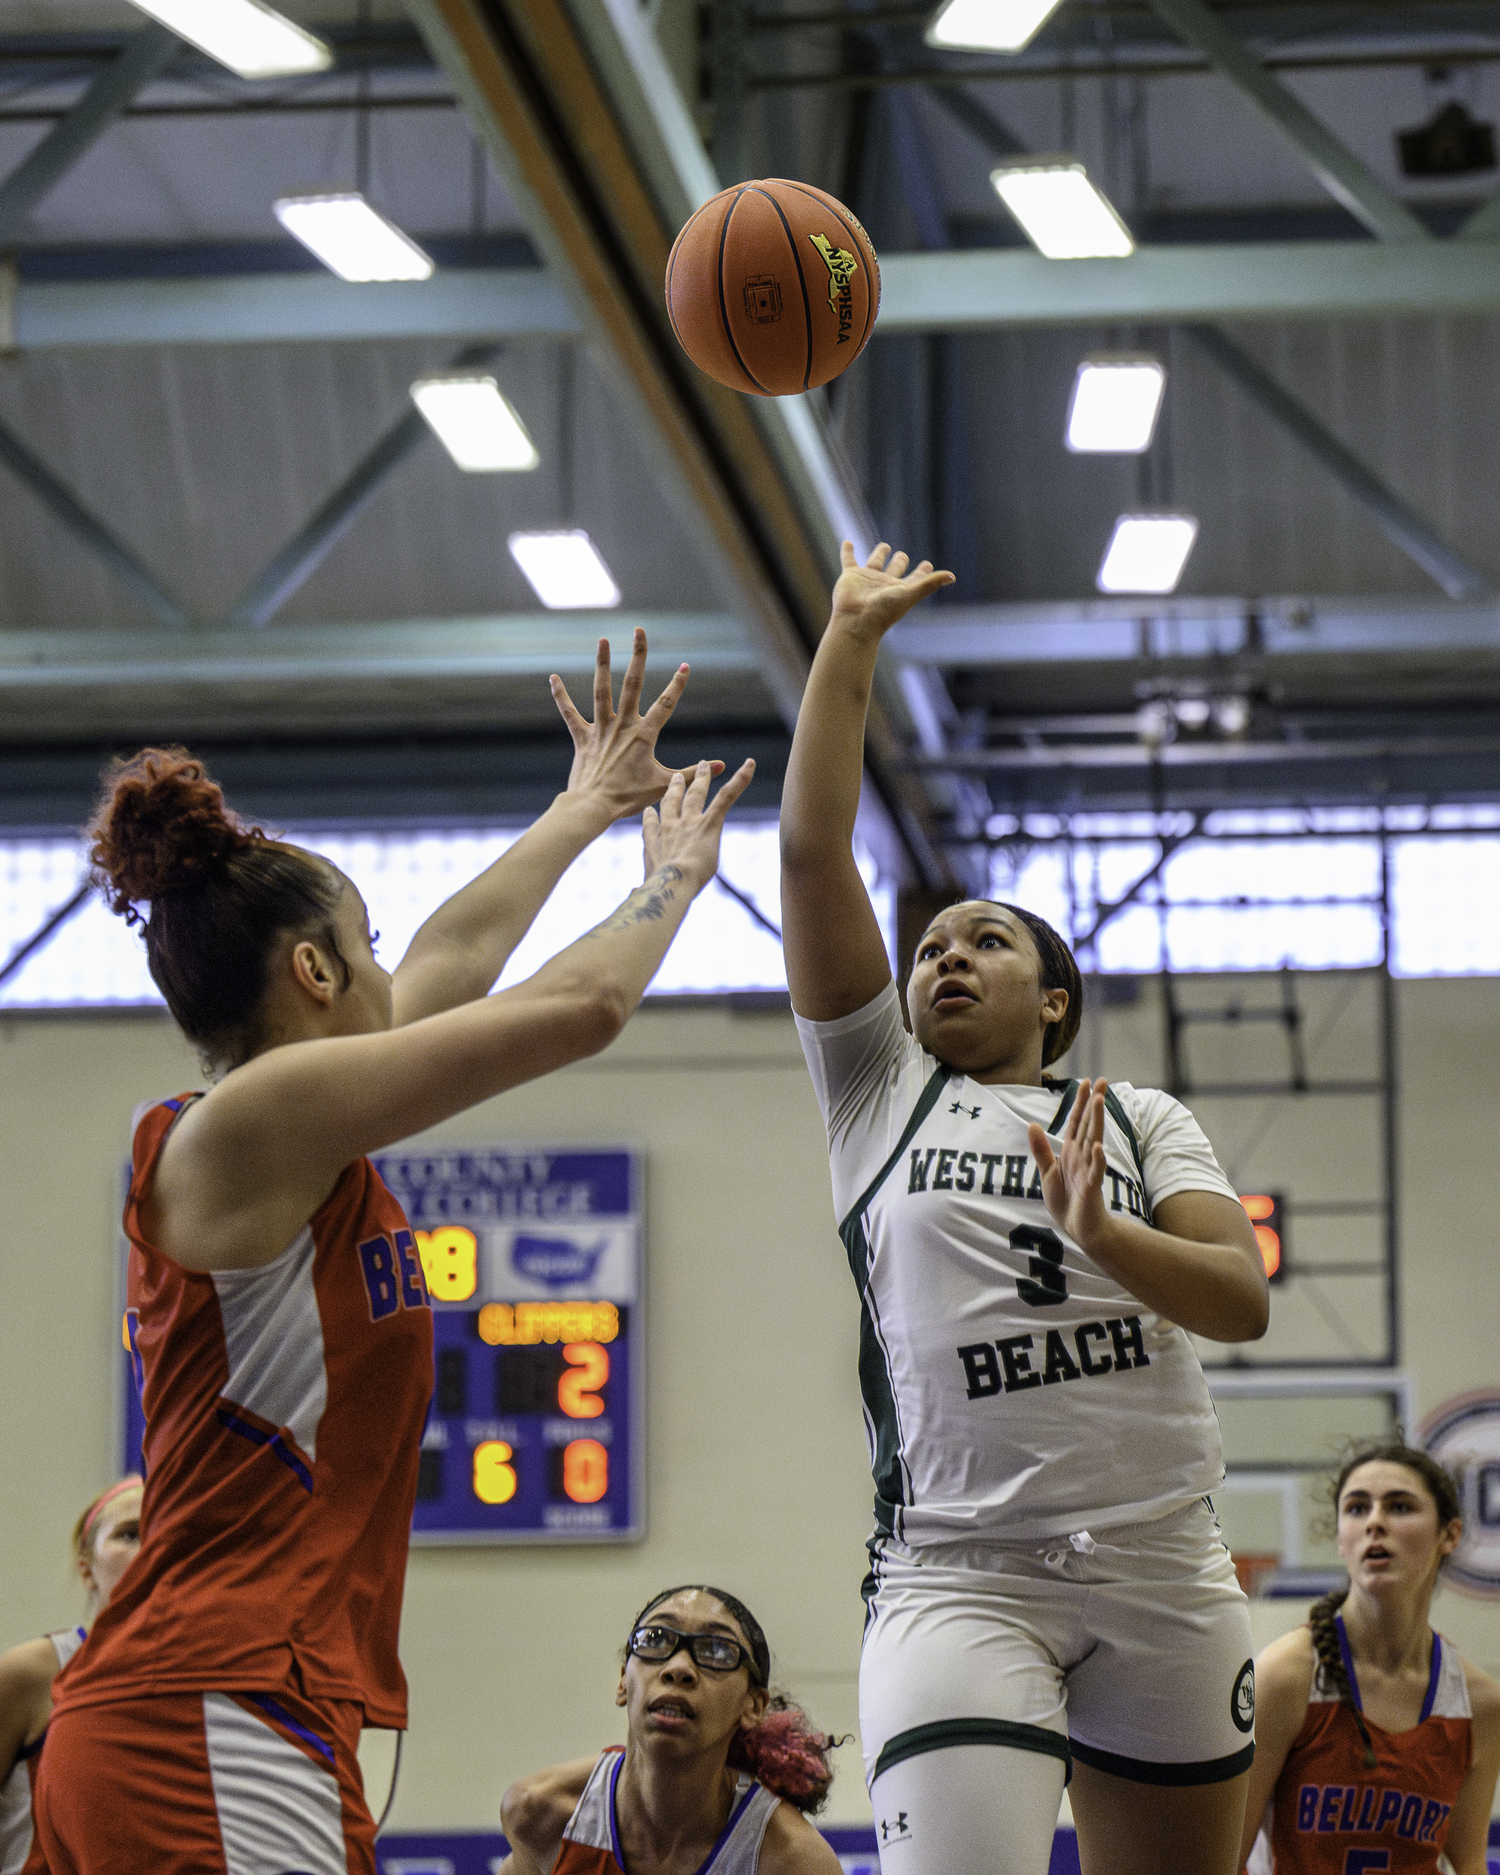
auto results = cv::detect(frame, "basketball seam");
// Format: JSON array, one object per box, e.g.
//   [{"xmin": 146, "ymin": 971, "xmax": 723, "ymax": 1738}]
[
  {"xmin": 752, "ymin": 186, "xmax": 816, "ymax": 394},
  {"xmin": 716, "ymin": 188, "xmax": 771, "ymax": 396},
  {"xmin": 775, "ymin": 179, "xmax": 879, "ymax": 357}
]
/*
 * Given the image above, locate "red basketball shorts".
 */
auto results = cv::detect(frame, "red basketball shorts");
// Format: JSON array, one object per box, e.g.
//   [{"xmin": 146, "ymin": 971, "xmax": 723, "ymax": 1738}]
[{"xmin": 35, "ymin": 1685, "xmax": 376, "ymax": 1875}]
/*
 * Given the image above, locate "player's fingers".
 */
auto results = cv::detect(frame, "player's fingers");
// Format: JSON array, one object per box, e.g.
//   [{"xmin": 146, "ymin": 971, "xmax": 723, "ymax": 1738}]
[
  {"xmin": 592, "ymin": 637, "xmax": 615, "ymax": 722},
  {"xmin": 549, "ymin": 674, "xmax": 588, "ymax": 737},
  {"xmin": 703, "ymin": 757, "xmax": 756, "ymax": 819},
  {"xmin": 1063, "ymin": 1079, "xmax": 1091, "ymax": 1141},
  {"xmin": 1027, "ymin": 1122, "xmax": 1056, "ymax": 1173},
  {"xmin": 888, "ymin": 551, "xmax": 910, "ymax": 577},
  {"xmin": 840, "ymin": 539, "xmax": 857, "ymax": 569},
  {"xmin": 617, "ymin": 626, "xmax": 649, "ymax": 717},
  {"xmin": 682, "ymin": 758, "xmax": 714, "ymax": 809},
  {"xmin": 867, "ymin": 541, "xmax": 892, "ymax": 570},
  {"xmin": 643, "ymin": 663, "xmax": 690, "ymax": 729}
]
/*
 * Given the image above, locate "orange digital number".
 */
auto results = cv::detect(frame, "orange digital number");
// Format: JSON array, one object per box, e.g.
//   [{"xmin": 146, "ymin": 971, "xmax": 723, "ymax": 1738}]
[
  {"xmin": 562, "ymin": 1439, "xmax": 608, "ymax": 1504},
  {"xmin": 558, "ymin": 1341, "xmax": 609, "ymax": 1419},
  {"xmin": 415, "ymin": 1226, "xmax": 478, "ymax": 1302},
  {"xmin": 472, "ymin": 1439, "xmax": 518, "ymax": 1505}
]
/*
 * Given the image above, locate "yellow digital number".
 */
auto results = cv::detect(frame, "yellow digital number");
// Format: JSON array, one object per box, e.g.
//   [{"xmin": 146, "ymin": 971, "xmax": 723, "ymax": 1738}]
[
  {"xmin": 472, "ymin": 1439, "xmax": 518, "ymax": 1505},
  {"xmin": 558, "ymin": 1341, "xmax": 609, "ymax": 1419},
  {"xmin": 562, "ymin": 1439, "xmax": 608, "ymax": 1504},
  {"xmin": 415, "ymin": 1226, "xmax": 478, "ymax": 1302}
]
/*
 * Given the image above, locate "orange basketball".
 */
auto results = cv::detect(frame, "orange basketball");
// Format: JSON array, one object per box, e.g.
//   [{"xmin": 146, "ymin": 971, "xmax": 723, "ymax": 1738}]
[{"xmin": 665, "ymin": 179, "xmax": 880, "ymax": 397}]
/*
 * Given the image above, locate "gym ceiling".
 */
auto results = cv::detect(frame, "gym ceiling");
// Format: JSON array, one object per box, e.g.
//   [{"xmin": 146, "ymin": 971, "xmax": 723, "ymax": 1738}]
[{"xmin": 3, "ymin": 0, "xmax": 1500, "ymax": 887}]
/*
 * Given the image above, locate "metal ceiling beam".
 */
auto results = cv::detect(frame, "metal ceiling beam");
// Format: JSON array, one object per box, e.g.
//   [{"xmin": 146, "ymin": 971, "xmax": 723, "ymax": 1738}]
[
  {"xmin": 18, "ymin": 241, "xmax": 1500, "ymax": 352},
  {"xmin": 401, "ymin": 0, "xmax": 947, "ymax": 885},
  {"xmin": 0, "ymin": 417, "xmax": 190, "ymax": 627},
  {"xmin": 912, "ymin": 733, "xmax": 1500, "ymax": 771},
  {"xmin": 13, "ymin": 268, "xmax": 578, "ymax": 350},
  {"xmin": 222, "ymin": 342, "xmax": 501, "ymax": 628},
  {"xmin": 884, "ymin": 597, "xmax": 1500, "ymax": 665},
  {"xmin": 0, "ymin": 23, "xmax": 179, "ymax": 245},
  {"xmin": 1145, "ymin": 0, "xmax": 1430, "ymax": 242},
  {"xmin": 0, "ymin": 615, "xmax": 752, "ymax": 680},
  {"xmin": 1181, "ymin": 324, "xmax": 1492, "ymax": 601}
]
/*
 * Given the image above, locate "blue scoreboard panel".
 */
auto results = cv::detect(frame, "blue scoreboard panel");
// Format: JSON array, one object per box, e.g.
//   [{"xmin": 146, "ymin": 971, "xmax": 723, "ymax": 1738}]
[
  {"xmin": 121, "ymin": 1145, "xmax": 644, "ymax": 1545},
  {"xmin": 372, "ymin": 1145, "xmax": 643, "ymax": 1544}
]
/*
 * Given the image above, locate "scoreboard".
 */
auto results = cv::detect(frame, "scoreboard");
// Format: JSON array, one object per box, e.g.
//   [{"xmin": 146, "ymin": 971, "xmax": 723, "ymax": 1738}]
[{"xmin": 120, "ymin": 1144, "xmax": 644, "ymax": 1545}]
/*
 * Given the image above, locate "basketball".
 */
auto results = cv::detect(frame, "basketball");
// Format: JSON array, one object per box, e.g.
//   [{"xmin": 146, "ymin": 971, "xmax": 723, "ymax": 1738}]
[{"xmin": 665, "ymin": 179, "xmax": 880, "ymax": 397}]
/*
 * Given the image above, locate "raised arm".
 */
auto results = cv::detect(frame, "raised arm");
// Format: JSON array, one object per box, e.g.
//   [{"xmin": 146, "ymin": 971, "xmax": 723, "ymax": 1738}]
[
  {"xmin": 1028, "ymin": 1082, "xmax": 1270, "ymax": 1341},
  {"xmin": 151, "ymin": 760, "xmax": 754, "ymax": 1271},
  {"xmin": 394, "ymin": 630, "xmax": 717, "ymax": 1024},
  {"xmin": 780, "ymin": 542, "xmax": 953, "ymax": 1022}
]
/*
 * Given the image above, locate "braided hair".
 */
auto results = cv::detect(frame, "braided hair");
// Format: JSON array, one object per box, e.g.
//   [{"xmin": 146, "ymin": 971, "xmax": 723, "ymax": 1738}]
[
  {"xmin": 626, "ymin": 1586, "xmax": 842, "ymax": 1813},
  {"xmin": 1308, "ymin": 1442, "xmax": 1462, "ymax": 1771}
]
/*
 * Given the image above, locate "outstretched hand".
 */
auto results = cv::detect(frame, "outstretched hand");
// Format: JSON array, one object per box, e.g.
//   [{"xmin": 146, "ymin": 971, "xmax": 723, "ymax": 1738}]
[
  {"xmin": 1027, "ymin": 1080, "xmax": 1115, "ymax": 1257},
  {"xmin": 550, "ymin": 628, "xmax": 724, "ymax": 820},
  {"xmin": 829, "ymin": 540, "xmax": 955, "ymax": 641},
  {"xmin": 642, "ymin": 758, "xmax": 757, "ymax": 890}
]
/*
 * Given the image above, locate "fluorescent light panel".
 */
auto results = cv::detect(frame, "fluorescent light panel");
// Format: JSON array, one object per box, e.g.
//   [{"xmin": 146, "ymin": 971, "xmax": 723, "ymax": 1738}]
[
  {"xmin": 411, "ymin": 376, "xmax": 539, "ymax": 472},
  {"xmin": 509, "ymin": 532, "xmax": 621, "ymax": 610},
  {"xmin": 1097, "ymin": 514, "xmax": 1198, "ymax": 593},
  {"xmin": 990, "ymin": 161, "xmax": 1134, "ymax": 259},
  {"xmin": 1066, "ymin": 356, "xmax": 1165, "ymax": 453},
  {"xmin": 926, "ymin": 0, "xmax": 1064, "ymax": 51},
  {"xmin": 129, "ymin": 0, "xmax": 331, "ymax": 76},
  {"xmin": 273, "ymin": 194, "xmax": 433, "ymax": 282}
]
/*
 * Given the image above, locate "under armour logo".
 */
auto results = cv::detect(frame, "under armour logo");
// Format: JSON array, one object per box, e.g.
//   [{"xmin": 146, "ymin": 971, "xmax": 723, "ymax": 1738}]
[
  {"xmin": 949, "ymin": 1101, "xmax": 981, "ymax": 1119},
  {"xmin": 880, "ymin": 1814, "xmax": 911, "ymax": 1841}
]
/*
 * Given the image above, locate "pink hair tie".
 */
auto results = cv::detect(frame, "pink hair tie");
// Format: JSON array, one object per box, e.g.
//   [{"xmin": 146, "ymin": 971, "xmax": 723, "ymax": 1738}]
[{"xmin": 82, "ymin": 1475, "xmax": 143, "ymax": 1546}]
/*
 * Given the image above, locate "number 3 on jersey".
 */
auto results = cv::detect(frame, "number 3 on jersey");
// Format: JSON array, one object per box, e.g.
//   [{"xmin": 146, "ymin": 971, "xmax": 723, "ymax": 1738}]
[{"xmin": 1013, "ymin": 1223, "xmax": 1068, "ymax": 1306}]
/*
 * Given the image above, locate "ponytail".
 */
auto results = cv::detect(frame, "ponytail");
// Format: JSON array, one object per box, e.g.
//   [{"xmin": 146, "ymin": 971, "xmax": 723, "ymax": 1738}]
[
  {"xmin": 89, "ymin": 747, "xmax": 346, "ymax": 1069},
  {"xmin": 728, "ymin": 1698, "xmax": 841, "ymax": 1815}
]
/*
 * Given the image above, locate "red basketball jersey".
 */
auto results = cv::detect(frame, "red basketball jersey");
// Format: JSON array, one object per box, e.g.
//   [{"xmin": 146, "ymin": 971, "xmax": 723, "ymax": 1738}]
[
  {"xmin": 54, "ymin": 1097, "xmax": 434, "ymax": 1728},
  {"xmin": 1269, "ymin": 1621, "xmax": 1472, "ymax": 1875}
]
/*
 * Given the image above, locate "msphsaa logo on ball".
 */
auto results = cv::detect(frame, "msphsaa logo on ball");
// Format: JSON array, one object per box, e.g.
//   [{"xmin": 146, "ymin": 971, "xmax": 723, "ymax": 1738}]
[{"xmin": 809, "ymin": 233, "xmax": 858, "ymax": 343}]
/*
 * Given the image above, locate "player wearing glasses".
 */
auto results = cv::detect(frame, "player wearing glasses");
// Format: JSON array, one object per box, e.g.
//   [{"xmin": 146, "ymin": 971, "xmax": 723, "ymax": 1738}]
[{"xmin": 498, "ymin": 1586, "xmax": 843, "ymax": 1875}]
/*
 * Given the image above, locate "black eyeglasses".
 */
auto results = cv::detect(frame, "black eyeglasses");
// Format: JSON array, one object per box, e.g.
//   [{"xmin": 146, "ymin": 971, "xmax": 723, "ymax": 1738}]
[{"xmin": 627, "ymin": 1624, "xmax": 760, "ymax": 1680}]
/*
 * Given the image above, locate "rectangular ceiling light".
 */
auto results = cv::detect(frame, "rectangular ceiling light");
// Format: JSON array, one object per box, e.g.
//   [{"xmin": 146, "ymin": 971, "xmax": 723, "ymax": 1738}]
[
  {"xmin": 273, "ymin": 194, "xmax": 433, "ymax": 282},
  {"xmin": 990, "ymin": 160, "xmax": 1134, "ymax": 259},
  {"xmin": 1066, "ymin": 355, "xmax": 1166, "ymax": 453},
  {"xmin": 129, "ymin": 0, "xmax": 331, "ymax": 76},
  {"xmin": 411, "ymin": 376, "xmax": 540, "ymax": 472},
  {"xmin": 1097, "ymin": 514, "xmax": 1199, "ymax": 594},
  {"xmin": 926, "ymin": 0, "xmax": 1064, "ymax": 51},
  {"xmin": 509, "ymin": 532, "xmax": 622, "ymax": 609}
]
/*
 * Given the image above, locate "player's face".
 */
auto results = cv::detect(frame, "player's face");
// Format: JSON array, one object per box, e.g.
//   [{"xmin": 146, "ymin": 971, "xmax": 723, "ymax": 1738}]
[
  {"xmin": 615, "ymin": 1591, "xmax": 768, "ymax": 1759},
  {"xmin": 907, "ymin": 903, "xmax": 1067, "ymax": 1080},
  {"xmin": 81, "ymin": 1486, "xmax": 143, "ymax": 1610},
  {"xmin": 1336, "ymin": 1461, "xmax": 1460, "ymax": 1598}
]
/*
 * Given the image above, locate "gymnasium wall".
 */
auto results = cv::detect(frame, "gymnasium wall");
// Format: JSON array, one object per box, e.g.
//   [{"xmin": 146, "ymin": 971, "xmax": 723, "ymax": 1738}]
[{"xmin": 0, "ymin": 977, "xmax": 1495, "ymax": 1831}]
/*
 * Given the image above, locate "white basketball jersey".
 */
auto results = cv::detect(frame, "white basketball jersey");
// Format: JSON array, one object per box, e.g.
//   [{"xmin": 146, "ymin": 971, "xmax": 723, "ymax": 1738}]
[
  {"xmin": 556, "ymin": 1749, "xmax": 779, "ymax": 1875},
  {"xmin": 797, "ymin": 985, "xmax": 1239, "ymax": 1544},
  {"xmin": 0, "ymin": 1627, "xmax": 86, "ymax": 1875}
]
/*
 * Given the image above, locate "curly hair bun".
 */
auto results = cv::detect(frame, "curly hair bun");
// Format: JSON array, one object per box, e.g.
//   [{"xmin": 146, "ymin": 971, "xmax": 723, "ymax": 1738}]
[{"xmin": 90, "ymin": 748, "xmax": 253, "ymax": 916}]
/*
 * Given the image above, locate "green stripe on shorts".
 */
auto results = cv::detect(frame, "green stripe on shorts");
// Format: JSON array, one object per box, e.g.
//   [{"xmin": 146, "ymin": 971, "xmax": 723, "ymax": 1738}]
[{"xmin": 873, "ymin": 1718, "xmax": 1073, "ymax": 1785}]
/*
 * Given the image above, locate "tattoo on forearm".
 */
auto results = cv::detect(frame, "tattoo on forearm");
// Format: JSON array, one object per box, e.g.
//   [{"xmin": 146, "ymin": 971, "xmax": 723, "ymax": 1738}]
[{"xmin": 588, "ymin": 866, "xmax": 686, "ymax": 935}]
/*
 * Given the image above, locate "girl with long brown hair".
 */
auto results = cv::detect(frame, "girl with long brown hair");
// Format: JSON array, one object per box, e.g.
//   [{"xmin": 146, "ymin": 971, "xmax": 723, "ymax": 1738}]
[{"xmin": 1240, "ymin": 1442, "xmax": 1500, "ymax": 1875}]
